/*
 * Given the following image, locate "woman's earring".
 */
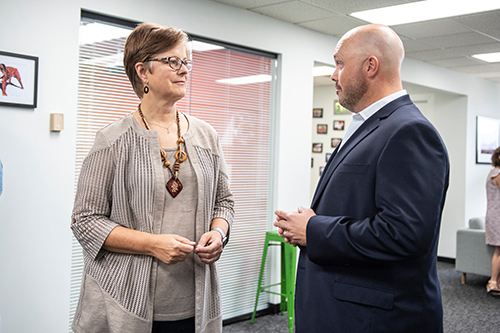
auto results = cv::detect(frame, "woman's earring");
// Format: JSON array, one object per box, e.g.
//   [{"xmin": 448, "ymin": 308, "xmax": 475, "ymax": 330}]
[{"xmin": 144, "ymin": 85, "xmax": 149, "ymax": 94}]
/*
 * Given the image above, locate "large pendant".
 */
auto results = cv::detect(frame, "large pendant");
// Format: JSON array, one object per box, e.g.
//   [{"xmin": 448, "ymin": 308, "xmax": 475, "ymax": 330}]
[{"xmin": 166, "ymin": 177, "xmax": 183, "ymax": 198}]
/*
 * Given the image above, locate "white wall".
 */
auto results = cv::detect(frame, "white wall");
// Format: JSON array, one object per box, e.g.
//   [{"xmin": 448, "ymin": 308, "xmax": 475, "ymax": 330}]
[
  {"xmin": 1, "ymin": 0, "xmax": 500, "ymax": 332},
  {"xmin": 311, "ymin": 84, "xmax": 352, "ymax": 197}
]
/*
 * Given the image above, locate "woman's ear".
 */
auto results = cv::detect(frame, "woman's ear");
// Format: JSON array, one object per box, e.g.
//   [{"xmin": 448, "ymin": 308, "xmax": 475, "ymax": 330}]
[{"xmin": 135, "ymin": 62, "xmax": 149, "ymax": 84}]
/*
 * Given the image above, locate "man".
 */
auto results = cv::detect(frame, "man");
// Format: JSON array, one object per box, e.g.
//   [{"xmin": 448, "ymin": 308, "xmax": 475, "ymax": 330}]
[{"xmin": 274, "ymin": 24, "xmax": 449, "ymax": 332}]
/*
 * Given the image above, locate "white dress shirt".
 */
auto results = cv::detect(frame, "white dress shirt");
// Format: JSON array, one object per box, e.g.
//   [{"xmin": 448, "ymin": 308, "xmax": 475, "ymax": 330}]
[{"xmin": 338, "ymin": 90, "xmax": 408, "ymax": 151}]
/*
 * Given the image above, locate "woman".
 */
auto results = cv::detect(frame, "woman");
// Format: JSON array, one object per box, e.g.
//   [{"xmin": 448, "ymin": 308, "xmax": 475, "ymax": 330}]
[
  {"xmin": 71, "ymin": 22, "xmax": 234, "ymax": 333},
  {"xmin": 486, "ymin": 146, "xmax": 500, "ymax": 295}
]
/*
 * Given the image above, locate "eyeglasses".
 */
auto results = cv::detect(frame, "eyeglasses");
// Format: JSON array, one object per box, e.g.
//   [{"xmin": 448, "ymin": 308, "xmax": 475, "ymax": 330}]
[{"xmin": 145, "ymin": 56, "xmax": 193, "ymax": 72}]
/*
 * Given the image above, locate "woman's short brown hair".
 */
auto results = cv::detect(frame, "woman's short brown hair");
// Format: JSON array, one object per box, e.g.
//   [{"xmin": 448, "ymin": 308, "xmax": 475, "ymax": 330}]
[
  {"xmin": 124, "ymin": 22, "xmax": 188, "ymax": 99},
  {"xmin": 492, "ymin": 146, "xmax": 500, "ymax": 167}
]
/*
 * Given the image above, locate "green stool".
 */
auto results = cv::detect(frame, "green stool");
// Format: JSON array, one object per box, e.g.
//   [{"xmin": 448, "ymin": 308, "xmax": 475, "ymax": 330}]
[{"xmin": 251, "ymin": 231, "xmax": 297, "ymax": 333}]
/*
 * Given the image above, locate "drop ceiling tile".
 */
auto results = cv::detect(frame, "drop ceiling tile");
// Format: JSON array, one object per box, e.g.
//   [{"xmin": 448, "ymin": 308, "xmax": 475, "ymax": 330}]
[
  {"xmin": 211, "ymin": 0, "xmax": 500, "ymax": 81},
  {"xmin": 298, "ymin": 15, "xmax": 365, "ymax": 36},
  {"xmin": 300, "ymin": 0, "xmax": 417, "ymax": 15},
  {"xmin": 475, "ymin": 70, "xmax": 500, "ymax": 79},
  {"xmin": 392, "ymin": 20, "xmax": 470, "ymax": 39},
  {"xmin": 427, "ymin": 57, "xmax": 484, "ymax": 68},
  {"xmin": 446, "ymin": 43, "xmax": 500, "ymax": 57},
  {"xmin": 406, "ymin": 49, "xmax": 468, "ymax": 61},
  {"xmin": 211, "ymin": 0, "xmax": 290, "ymax": 9},
  {"xmin": 251, "ymin": 1, "xmax": 333, "ymax": 23},
  {"xmin": 453, "ymin": 64, "xmax": 500, "ymax": 74},
  {"xmin": 451, "ymin": 10, "xmax": 500, "ymax": 40},
  {"xmin": 419, "ymin": 32, "xmax": 497, "ymax": 49},
  {"xmin": 402, "ymin": 40, "xmax": 439, "ymax": 53}
]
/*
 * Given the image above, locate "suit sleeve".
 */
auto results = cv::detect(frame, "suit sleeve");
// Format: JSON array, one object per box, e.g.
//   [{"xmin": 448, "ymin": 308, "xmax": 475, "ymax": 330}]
[{"xmin": 307, "ymin": 120, "xmax": 449, "ymax": 265}]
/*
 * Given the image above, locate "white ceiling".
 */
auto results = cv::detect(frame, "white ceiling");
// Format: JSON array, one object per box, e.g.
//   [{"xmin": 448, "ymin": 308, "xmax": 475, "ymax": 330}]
[{"xmin": 209, "ymin": 0, "xmax": 500, "ymax": 84}]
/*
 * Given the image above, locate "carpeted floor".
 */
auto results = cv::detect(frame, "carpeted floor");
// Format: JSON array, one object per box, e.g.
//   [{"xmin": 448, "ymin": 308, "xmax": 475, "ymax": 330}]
[{"xmin": 223, "ymin": 261, "xmax": 500, "ymax": 333}]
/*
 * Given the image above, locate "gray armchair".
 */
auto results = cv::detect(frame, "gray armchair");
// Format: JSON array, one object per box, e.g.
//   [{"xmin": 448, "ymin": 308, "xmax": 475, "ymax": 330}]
[{"xmin": 456, "ymin": 217, "xmax": 495, "ymax": 284}]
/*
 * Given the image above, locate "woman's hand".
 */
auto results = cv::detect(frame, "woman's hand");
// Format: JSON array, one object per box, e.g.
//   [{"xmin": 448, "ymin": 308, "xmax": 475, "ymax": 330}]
[
  {"xmin": 194, "ymin": 230, "xmax": 224, "ymax": 264},
  {"xmin": 151, "ymin": 234, "xmax": 196, "ymax": 264}
]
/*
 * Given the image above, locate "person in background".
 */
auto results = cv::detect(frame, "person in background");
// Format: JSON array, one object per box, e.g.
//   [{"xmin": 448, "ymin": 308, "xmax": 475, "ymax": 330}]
[
  {"xmin": 485, "ymin": 147, "xmax": 500, "ymax": 295},
  {"xmin": 71, "ymin": 22, "xmax": 234, "ymax": 333},
  {"xmin": 274, "ymin": 24, "xmax": 449, "ymax": 332}
]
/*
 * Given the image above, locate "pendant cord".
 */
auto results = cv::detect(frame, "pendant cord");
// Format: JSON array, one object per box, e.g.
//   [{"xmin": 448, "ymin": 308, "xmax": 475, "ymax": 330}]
[{"xmin": 137, "ymin": 103, "xmax": 187, "ymax": 180}]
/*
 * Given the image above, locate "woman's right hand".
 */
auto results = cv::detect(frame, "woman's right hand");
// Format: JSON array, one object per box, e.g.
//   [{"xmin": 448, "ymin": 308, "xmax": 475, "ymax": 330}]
[{"xmin": 150, "ymin": 234, "xmax": 196, "ymax": 264}]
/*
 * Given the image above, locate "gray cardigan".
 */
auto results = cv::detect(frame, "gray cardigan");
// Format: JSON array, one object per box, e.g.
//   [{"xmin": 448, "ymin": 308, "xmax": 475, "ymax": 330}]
[{"xmin": 71, "ymin": 113, "xmax": 234, "ymax": 333}]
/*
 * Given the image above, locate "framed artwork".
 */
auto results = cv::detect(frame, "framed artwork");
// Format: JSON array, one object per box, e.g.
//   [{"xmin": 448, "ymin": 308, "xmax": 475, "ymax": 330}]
[
  {"xmin": 325, "ymin": 153, "xmax": 332, "ymax": 162},
  {"xmin": 313, "ymin": 108, "xmax": 323, "ymax": 118},
  {"xmin": 319, "ymin": 166, "xmax": 324, "ymax": 176},
  {"xmin": 476, "ymin": 116, "xmax": 500, "ymax": 164},
  {"xmin": 0, "ymin": 51, "xmax": 38, "ymax": 108},
  {"xmin": 334, "ymin": 100, "xmax": 350, "ymax": 115},
  {"xmin": 311, "ymin": 158, "xmax": 314, "ymax": 168},
  {"xmin": 331, "ymin": 138, "xmax": 342, "ymax": 148},
  {"xmin": 312, "ymin": 142, "xmax": 323, "ymax": 153},
  {"xmin": 317, "ymin": 124, "xmax": 328, "ymax": 134},
  {"xmin": 334, "ymin": 120, "xmax": 345, "ymax": 131}
]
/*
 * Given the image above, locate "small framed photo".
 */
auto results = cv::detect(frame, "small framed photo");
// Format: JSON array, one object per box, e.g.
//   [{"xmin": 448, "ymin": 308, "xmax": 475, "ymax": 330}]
[
  {"xmin": 319, "ymin": 166, "xmax": 324, "ymax": 176},
  {"xmin": 312, "ymin": 142, "xmax": 323, "ymax": 153},
  {"xmin": 334, "ymin": 100, "xmax": 350, "ymax": 115},
  {"xmin": 476, "ymin": 115, "xmax": 500, "ymax": 164},
  {"xmin": 317, "ymin": 124, "xmax": 328, "ymax": 134},
  {"xmin": 325, "ymin": 153, "xmax": 332, "ymax": 162},
  {"xmin": 0, "ymin": 51, "xmax": 38, "ymax": 108},
  {"xmin": 311, "ymin": 158, "xmax": 314, "ymax": 168},
  {"xmin": 331, "ymin": 138, "xmax": 342, "ymax": 148},
  {"xmin": 334, "ymin": 120, "xmax": 345, "ymax": 131},
  {"xmin": 313, "ymin": 108, "xmax": 323, "ymax": 118}
]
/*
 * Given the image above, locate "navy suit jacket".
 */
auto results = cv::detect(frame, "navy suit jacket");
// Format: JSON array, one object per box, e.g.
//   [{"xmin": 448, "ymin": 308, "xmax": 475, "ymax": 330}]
[{"xmin": 296, "ymin": 95, "xmax": 449, "ymax": 332}]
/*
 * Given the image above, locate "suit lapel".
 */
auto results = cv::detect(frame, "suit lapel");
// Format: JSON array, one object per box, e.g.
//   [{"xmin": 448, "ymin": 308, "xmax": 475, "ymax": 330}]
[{"xmin": 310, "ymin": 95, "xmax": 413, "ymax": 209}]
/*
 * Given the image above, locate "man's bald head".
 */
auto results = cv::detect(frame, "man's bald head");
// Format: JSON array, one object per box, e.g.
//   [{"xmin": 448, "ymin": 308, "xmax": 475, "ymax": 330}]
[
  {"xmin": 332, "ymin": 24, "xmax": 405, "ymax": 112},
  {"xmin": 337, "ymin": 24, "xmax": 404, "ymax": 79}
]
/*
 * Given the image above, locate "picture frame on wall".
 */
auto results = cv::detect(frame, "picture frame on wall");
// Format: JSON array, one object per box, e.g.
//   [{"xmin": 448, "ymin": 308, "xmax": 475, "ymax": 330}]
[
  {"xmin": 334, "ymin": 120, "xmax": 345, "ymax": 131},
  {"xmin": 325, "ymin": 153, "xmax": 332, "ymax": 162},
  {"xmin": 319, "ymin": 166, "xmax": 324, "ymax": 176},
  {"xmin": 476, "ymin": 115, "xmax": 500, "ymax": 164},
  {"xmin": 313, "ymin": 108, "xmax": 323, "ymax": 118},
  {"xmin": 331, "ymin": 138, "xmax": 342, "ymax": 148},
  {"xmin": 312, "ymin": 142, "xmax": 323, "ymax": 153},
  {"xmin": 0, "ymin": 51, "xmax": 38, "ymax": 108},
  {"xmin": 334, "ymin": 100, "xmax": 350, "ymax": 115},
  {"xmin": 317, "ymin": 124, "xmax": 328, "ymax": 134}
]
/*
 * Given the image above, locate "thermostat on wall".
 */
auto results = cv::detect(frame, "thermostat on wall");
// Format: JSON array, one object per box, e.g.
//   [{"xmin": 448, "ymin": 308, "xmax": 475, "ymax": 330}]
[{"xmin": 50, "ymin": 113, "xmax": 64, "ymax": 132}]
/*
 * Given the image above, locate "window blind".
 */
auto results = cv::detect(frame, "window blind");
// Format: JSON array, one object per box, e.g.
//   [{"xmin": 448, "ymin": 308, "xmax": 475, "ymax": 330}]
[{"xmin": 70, "ymin": 14, "xmax": 277, "ymax": 331}]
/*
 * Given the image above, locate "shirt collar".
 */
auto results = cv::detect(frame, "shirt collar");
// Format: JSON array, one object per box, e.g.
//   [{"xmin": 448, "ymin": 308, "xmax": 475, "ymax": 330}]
[{"xmin": 357, "ymin": 89, "xmax": 407, "ymax": 121}]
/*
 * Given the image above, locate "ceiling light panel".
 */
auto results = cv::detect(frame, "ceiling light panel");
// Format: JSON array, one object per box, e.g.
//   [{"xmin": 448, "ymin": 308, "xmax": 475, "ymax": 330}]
[
  {"xmin": 350, "ymin": 0, "xmax": 500, "ymax": 26},
  {"xmin": 472, "ymin": 52, "xmax": 500, "ymax": 63}
]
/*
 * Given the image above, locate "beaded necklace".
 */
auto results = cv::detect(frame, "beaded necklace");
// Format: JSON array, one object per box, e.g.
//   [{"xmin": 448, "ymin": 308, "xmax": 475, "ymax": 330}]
[{"xmin": 137, "ymin": 104, "xmax": 187, "ymax": 197}]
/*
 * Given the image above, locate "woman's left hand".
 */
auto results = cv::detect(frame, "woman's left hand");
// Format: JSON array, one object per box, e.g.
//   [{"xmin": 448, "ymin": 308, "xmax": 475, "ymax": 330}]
[{"xmin": 194, "ymin": 231, "xmax": 224, "ymax": 264}]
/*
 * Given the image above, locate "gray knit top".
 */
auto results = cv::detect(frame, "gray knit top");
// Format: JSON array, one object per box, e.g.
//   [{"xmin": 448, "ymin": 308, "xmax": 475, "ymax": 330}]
[{"xmin": 71, "ymin": 113, "xmax": 234, "ymax": 333}]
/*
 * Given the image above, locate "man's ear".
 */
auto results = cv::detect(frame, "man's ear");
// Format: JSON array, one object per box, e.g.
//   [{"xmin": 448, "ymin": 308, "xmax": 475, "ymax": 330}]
[{"xmin": 365, "ymin": 55, "xmax": 379, "ymax": 78}]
